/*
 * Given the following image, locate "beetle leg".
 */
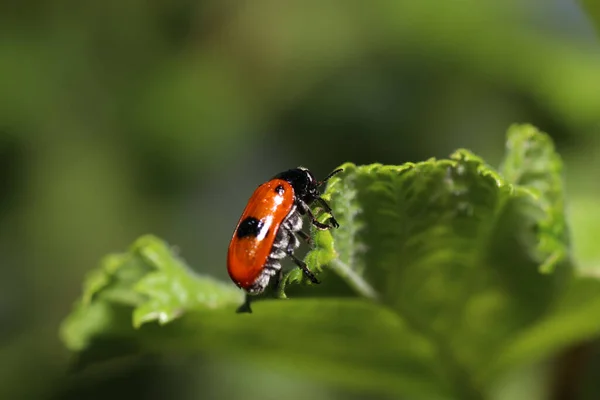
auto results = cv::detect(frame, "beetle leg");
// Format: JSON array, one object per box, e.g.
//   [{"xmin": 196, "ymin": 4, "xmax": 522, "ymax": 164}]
[
  {"xmin": 286, "ymin": 234, "xmax": 320, "ymax": 284},
  {"xmin": 236, "ymin": 294, "xmax": 253, "ymax": 314},
  {"xmin": 299, "ymin": 201, "xmax": 336, "ymax": 230},
  {"xmin": 287, "ymin": 251, "xmax": 320, "ymax": 284},
  {"xmin": 296, "ymin": 230, "xmax": 312, "ymax": 244},
  {"xmin": 272, "ymin": 268, "xmax": 283, "ymax": 292},
  {"xmin": 316, "ymin": 197, "xmax": 339, "ymax": 228}
]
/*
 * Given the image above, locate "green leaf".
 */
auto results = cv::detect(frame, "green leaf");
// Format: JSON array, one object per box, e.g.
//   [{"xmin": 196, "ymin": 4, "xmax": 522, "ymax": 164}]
[
  {"xmin": 499, "ymin": 124, "xmax": 568, "ymax": 273},
  {"xmin": 60, "ymin": 235, "xmax": 243, "ymax": 352},
  {"xmin": 115, "ymin": 300, "xmax": 452, "ymax": 400},
  {"xmin": 61, "ymin": 124, "xmax": 577, "ymax": 399},
  {"xmin": 304, "ymin": 124, "xmax": 569, "ymax": 389},
  {"xmin": 60, "ymin": 238, "xmax": 451, "ymax": 398},
  {"xmin": 130, "ymin": 235, "xmax": 243, "ymax": 328}
]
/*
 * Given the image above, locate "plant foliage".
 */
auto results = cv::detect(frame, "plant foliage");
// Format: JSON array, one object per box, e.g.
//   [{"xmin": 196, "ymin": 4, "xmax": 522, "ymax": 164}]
[{"xmin": 60, "ymin": 124, "xmax": 600, "ymax": 399}]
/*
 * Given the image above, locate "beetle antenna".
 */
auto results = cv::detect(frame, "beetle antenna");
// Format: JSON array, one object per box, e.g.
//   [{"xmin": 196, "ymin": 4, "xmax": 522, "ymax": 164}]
[{"xmin": 318, "ymin": 168, "xmax": 343, "ymax": 186}]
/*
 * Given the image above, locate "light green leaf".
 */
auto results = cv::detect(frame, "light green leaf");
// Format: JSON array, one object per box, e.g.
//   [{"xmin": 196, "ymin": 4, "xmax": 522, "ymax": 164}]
[
  {"xmin": 130, "ymin": 235, "xmax": 243, "ymax": 327},
  {"xmin": 60, "ymin": 235, "xmax": 243, "ymax": 351},
  {"xmin": 499, "ymin": 124, "xmax": 568, "ymax": 273}
]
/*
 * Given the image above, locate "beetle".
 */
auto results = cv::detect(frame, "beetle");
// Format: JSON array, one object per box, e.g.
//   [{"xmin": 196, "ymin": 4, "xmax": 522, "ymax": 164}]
[{"xmin": 227, "ymin": 167, "xmax": 342, "ymax": 313}]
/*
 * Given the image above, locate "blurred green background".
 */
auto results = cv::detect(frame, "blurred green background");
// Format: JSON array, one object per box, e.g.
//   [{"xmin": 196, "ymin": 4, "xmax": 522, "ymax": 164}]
[{"xmin": 1, "ymin": 1, "xmax": 600, "ymax": 399}]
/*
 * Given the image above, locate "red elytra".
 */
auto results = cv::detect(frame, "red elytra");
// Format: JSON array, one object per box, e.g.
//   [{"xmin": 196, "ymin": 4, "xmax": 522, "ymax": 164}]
[{"xmin": 227, "ymin": 179, "xmax": 295, "ymax": 290}]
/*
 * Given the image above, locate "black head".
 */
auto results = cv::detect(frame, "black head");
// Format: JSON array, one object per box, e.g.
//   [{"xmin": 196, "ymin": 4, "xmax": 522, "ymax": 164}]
[{"xmin": 273, "ymin": 167, "xmax": 342, "ymax": 205}]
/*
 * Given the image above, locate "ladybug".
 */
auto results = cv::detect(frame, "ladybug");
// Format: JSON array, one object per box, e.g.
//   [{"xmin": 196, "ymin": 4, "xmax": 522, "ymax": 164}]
[{"xmin": 227, "ymin": 167, "xmax": 342, "ymax": 313}]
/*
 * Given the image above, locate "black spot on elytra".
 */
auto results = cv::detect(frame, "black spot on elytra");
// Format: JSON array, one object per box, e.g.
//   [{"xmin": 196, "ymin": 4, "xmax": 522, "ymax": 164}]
[
  {"xmin": 237, "ymin": 217, "xmax": 264, "ymax": 238},
  {"xmin": 275, "ymin": 185, "xmax": 284, "ymax": 195}
]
